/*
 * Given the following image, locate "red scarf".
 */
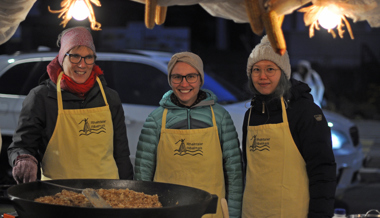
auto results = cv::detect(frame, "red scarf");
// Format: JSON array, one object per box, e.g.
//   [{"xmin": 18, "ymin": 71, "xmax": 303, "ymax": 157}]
[{"xmin": 47, "ymin": 56, "xmax": 104, "ymax": 97}]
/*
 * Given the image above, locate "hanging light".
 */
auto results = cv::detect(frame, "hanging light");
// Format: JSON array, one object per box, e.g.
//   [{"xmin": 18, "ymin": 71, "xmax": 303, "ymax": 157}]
[
  {"xmin": 67, "ymin": 0, "xmax": 90, "ymax": 21},
  {"xmin": 48, "ymin": 0, "xmax": 102, "ymax": 31},
  {"xmin": 318, "ymin": 7, "xmax": 341, "ymax": 30},
  {"xmin": 298, "ymin": 4, "xmax": 354, "ymax": 39}
]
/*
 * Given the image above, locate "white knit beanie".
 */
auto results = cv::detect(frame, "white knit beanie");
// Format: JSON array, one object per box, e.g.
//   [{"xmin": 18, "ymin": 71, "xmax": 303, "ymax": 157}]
[{"xmin": 247, "ymin": 35, "xmax": 291, "ymax": 80}]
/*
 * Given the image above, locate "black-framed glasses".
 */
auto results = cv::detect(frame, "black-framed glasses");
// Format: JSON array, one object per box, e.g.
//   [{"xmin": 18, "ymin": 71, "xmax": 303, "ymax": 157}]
[
  {"xmin": 65, "ymin": 53, "xmax": 96, "ymax": 65},
  {"xmin": 251, "ymin": 67, "xmax": 280, "ymax": 77},
  {"xmin": 170, "ymin": 73, "xmax": 200, "ymax": 84}
]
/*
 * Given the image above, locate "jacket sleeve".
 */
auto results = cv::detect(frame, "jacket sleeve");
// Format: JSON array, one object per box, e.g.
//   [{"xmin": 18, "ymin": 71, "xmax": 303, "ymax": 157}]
[
  {"xmin": 134, "ymin": 110, "xmax": 160, "ymax": 181},
  {"xmin": 296, "ymin": 105, "xmax": 336, "ymax": 218},
  {"xmin": 109, "ymin": 91, "xmax": 134, "ymax": 180},
  {"xmin": 218, "ymin": 107, "xmax": 244, "ymax": 218},
  {"xmin": 8, "ymin": 88, "xmax": 45, "ymax": 166}
]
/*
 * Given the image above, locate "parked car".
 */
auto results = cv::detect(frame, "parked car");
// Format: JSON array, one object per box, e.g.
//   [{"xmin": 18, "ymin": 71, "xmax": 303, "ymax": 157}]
[{"xmin": 0, "ymin": 49, "xmax": 362, "ymax": 195}]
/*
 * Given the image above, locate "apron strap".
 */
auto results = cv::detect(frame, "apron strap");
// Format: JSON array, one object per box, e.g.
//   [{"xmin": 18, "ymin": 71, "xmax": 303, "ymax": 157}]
[
  {"xmin": 56, "ymin": 72, "xmax": 109, "ymax": 111},
  {"xmin": 96, "ymin": 77, "xmax": 109, "ymax": 106},
  {"xmin": 280, "ymin": 97, "xmax": 288, "ymax": 124},
  {"xmin": 57, "ymin": 72, "xmax": 64, "ymax": 111},
  {"xmin": 246, "ymin": 97, "xmax": 287, "ymax": 127},
  {"xmin": 161, "ymin": 108, "xmax": 168, "ymax": 131}
]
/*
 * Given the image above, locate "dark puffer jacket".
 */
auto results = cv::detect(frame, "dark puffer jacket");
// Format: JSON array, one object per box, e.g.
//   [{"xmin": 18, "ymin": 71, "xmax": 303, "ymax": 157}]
[
  {"xmin": 242, "ymin": 78, "xmax": 336, "ymax": 218},
  {"xmin": 7, "ymin": 74, "xmax": 133, "ymax": 179}
]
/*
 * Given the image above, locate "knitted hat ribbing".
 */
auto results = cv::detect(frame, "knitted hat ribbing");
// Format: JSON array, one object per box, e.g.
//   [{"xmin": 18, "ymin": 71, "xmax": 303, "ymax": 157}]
[
  {"xmin": 247, "ymin": 35, "xmax": 291, "ymax": 80},
  {"xmin": 57, "ymin": 26, "xmax": 96, "ymax": 66},
  {"xmin": 167, "ymin": 52, "xmax": 204, "ymax": 87}
]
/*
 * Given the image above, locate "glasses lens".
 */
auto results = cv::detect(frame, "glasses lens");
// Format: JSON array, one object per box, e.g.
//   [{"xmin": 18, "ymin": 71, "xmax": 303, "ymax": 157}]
[
  {"xmin": 252, "ymin": 68, "xmax": 278, "ymax": 77},
  {"xmin": 171, "ymin": 75, "xmax": 182, "ymax": 84},
  {"xmin": 171, "ymin": 74, "xmax": 199, "ymax": 84},
  {"xmin": 84, "ymin": 56, "xmax": 95, "ymax": 64},
  {"xmin": 69, "ymin": 54, "xmax": 81, "ymax": 64},
  {"xmin": 186, "ymin": 74, "xmax": 198, "ymax": 83}
]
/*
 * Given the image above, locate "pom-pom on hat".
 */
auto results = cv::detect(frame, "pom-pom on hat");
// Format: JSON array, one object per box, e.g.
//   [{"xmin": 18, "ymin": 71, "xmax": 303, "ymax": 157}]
[
  {"xmin": 247, "ymin": 35, "xmax": 291, "ymax": 80},
  {"xmin": 167, "ymin": 52, "xmax": 204, "ymax": 87},
  {"xmin": 57, "ymin": 26, "xmax": 96, "ymax": 66}
]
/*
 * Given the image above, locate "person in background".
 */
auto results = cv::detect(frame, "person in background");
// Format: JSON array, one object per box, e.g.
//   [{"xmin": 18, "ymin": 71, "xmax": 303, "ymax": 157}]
[
  {"xmin": 8, "ymin": 26, "xmax": 133, "ymax": 183},
  {"xmin": 242, "ymin": 35, "xmax": 336, "ymax": 218},
  {"xmin": 292, "ymin": 60, "xmax": 325, "ymax": 107},
  {"xmin": 134, "ymin": 52, "xmax": 243, "ymax": 218}
]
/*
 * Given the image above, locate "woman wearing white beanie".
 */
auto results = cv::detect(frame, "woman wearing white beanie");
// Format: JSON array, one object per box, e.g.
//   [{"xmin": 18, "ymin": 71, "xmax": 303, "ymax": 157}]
[{"xmin": 242, "ymin": 35, "xmax": 336, "ymax": 218}]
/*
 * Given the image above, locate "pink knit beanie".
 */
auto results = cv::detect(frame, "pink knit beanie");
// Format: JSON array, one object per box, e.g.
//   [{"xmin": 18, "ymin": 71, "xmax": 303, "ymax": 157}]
[{"xmin": 57, "ymin": 26, "xmax": 96, "ymax": 66}]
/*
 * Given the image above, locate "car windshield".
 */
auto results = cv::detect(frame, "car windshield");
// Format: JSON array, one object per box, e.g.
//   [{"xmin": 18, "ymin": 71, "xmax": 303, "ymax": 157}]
[{"xmin": 202, "ymin": 72, "xmax": 251, "ymax": 104}]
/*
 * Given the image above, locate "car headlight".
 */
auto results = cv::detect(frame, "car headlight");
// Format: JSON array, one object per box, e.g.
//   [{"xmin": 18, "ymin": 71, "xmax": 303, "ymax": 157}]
[{"xmin": 331, "ymin": 129, "xmax": 348, "ymax": 150}]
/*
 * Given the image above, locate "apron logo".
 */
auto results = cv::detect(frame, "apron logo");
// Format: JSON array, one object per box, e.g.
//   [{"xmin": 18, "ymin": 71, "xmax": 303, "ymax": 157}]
[
  {"xmin": 249, "ymin": 135, "xmax": 270, "ymax": 152},
  {"xmin": 174, "ymin": 139, "xmax": 203, "ymax": 156},
  {"xmin": 78, "ymin": 118, "xmax": 106, "ymax": 136}
]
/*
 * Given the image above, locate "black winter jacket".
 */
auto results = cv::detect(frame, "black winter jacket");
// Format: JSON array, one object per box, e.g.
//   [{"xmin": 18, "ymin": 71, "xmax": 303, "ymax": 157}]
[
  {"xmin": 8, "ymin": 74, "xmax": 133, "ymax": 179},
  {"xmin": 242, "ymin": 78, "xmax": 336, "ymax": 218}
]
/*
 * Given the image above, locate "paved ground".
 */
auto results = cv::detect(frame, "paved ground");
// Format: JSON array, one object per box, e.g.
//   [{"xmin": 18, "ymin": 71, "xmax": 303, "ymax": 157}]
[{"xmin": 339, "ymin": 120, "xmax": 380, "ymax": 216}]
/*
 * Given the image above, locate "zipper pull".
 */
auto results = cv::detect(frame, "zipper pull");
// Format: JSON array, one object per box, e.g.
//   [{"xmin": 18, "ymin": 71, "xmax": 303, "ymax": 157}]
[{"xmin": 262, "ymin": 101, "xmax": 265, "ymax": 114}]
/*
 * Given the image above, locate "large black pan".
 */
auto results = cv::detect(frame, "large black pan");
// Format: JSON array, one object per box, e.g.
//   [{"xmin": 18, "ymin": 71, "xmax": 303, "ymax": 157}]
[{"xmin": 6, "ymin": 179, "xmax": 218, "ymax": 218}]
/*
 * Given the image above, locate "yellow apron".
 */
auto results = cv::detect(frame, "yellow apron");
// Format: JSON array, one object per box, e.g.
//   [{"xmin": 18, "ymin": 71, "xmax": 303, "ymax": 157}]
[
  {"xmin": 242, "ymin": 97, "xmax": 309, "ymax": 218},
  {"xmin": 41, "ymin": 72, "xmax": 119, "ymax": 180},
  {"xmin": 154, "ymin": 107, "xmax": 225, "ymax": 218}
]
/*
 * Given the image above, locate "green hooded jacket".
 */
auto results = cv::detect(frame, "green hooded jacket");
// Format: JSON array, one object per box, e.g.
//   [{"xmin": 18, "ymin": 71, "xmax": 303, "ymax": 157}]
[{"xmin": 135, "ymin": 89, "xmax": 243, "ymax": 218}]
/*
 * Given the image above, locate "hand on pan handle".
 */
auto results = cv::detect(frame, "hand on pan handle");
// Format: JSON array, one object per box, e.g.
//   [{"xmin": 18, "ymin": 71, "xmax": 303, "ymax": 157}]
[{"xmin": 12, "ymin": 154, "xmax": 38, "ymax": 184}]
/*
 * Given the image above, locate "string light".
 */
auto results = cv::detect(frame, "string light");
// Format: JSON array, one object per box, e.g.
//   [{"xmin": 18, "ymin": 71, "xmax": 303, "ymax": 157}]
[
  {"xmin": 68, "ymin": 0, "xmax": 90, "ymax": 21},
  {"xmin": 48, "ymin": 0, "xmax": 102, "ymax": 31},
  {"xmin": 299, "ymin": 4, "xmax": 354, "ymax": 39},
  {"xmin": 318, "ymin": 7, "xmax": 341, "ymax": 30}
]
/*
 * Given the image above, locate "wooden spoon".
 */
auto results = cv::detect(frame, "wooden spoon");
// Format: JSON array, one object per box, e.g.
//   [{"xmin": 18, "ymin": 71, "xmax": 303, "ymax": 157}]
[
  {"xmin": 221, "ymin": 198, "xmax": 229, "ymax": 218},
  {"xmin": 82, "ymin": 188, "xmax": 112, "ymax": 208}
]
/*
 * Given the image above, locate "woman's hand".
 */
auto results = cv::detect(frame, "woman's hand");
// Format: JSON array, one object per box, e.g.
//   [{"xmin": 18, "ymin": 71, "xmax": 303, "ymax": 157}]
[{"xmin": 12, "ymin": 154, "xmax": 38, "ymax": 184}]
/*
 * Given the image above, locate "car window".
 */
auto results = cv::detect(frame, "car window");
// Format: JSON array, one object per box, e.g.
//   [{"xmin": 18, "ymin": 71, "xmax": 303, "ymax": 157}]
[
  {"xmin": 97, "ymin": 60, "xmax": 170, "ymax": 106},
  {"xmin": 0, "ymin": 61, "xmax": 48, "ymax": 95}
]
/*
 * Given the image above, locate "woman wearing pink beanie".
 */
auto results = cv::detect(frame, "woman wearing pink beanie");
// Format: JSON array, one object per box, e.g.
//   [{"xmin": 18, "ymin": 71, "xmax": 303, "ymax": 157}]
[{"xmin": 8, "ymin": 26, "xmax": 133, "ymax": 183}]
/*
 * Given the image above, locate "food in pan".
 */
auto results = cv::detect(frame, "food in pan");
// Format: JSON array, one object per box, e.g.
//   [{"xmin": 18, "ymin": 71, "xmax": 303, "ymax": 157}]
[{"xmin": 34, "ymin": 188, "xmax": 163, "ymax": 208}]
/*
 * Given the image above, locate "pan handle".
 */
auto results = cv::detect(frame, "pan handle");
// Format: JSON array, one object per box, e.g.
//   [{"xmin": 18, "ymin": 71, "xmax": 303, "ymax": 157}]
[{"xmin": 204, "ymin": 194, "xmax": 218, "ymax": 215}]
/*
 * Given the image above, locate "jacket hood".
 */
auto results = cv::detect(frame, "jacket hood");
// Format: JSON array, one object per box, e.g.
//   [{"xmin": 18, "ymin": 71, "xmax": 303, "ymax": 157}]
[
  {"xmin": 159, "ymin": 89, "xmax": 217, "ymax": 109},
  {"xmin": 289, "ymin": 78, "xmax": 313, "ymax": 102},
  {"xmin": 250, "ymin": 78, "xmax": 313, "ymax": 110}
]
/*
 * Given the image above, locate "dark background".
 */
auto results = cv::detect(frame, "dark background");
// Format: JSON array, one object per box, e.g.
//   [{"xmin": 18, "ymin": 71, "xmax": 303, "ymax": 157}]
[{"xmin": 1, "ymin": 0, "xmax": 380, "ymax": 120}]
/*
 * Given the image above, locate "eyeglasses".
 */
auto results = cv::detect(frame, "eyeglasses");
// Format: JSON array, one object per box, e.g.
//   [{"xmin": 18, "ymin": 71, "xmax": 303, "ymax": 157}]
[
  {"xmin": 251, "ymin": 67, "xmax": 280, "ymax": 77},
  {"xmin": 65, "ymin": 53, "xmax": 96, "ymax": 65},
  {"xmin": 170, "ymin": 73, "xmax": 200, "ymax": 84}
]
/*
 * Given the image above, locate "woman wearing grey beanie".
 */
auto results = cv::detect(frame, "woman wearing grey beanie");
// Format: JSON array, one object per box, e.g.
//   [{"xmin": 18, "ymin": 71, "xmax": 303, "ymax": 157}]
[
  {"xmin": 242, "ymin": 36, "xmax": 336, "ymax": 218},
  {"xmin": 135, "ymin": 51, "xmax": 243, "ymax": 218}
]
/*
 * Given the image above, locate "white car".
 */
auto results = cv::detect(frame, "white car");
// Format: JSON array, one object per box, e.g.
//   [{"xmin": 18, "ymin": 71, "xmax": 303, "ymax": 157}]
[{"xmin": 0, "ymin": 49, "xmax": 362, "ymax": 195}]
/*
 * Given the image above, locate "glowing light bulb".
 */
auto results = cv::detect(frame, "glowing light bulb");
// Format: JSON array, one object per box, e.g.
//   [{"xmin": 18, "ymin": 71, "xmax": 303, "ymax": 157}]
[
  {"xmin": 68, "ymin": 0, "xmax": 90, "ymax": 21},
  {"xmin": 318, "ymin": 7, "xmax": 341, "ymax": 29}
]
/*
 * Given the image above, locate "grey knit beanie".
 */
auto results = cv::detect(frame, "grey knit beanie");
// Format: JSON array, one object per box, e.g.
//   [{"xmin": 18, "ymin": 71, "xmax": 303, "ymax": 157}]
[
  {"xmin": 247, "ymin": 35, "xmax": 291, "ymax": 80},
  {"xmin": 167, "ymin": 52, "xmax": 204, "ymax": 87}
]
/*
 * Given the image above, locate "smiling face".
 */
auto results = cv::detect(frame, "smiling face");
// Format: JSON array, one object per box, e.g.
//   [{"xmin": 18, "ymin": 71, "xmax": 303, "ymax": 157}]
[
  {"xmin": 251, "ymin": 60, "xmax": 281, "ymax": 95},
  {"xmin": 62, "ymin": 46, "xmax": 94, "ymax": 84},
  {"xmin": 170, "ymin": 62, "xmax": 201, "ymax": 107}
]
